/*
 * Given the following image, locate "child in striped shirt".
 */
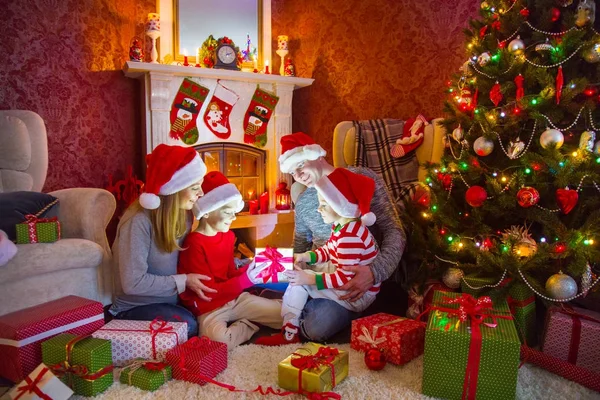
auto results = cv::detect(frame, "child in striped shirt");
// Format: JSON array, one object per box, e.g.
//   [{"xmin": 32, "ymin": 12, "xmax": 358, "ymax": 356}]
[{"xmin": 257, "ymin": 168, "xmax": 379, "ymax": 346}]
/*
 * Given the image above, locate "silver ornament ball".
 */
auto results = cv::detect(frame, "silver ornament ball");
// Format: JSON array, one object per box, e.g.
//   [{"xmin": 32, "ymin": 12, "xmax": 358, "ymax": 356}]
[
  {"xmin": 443, "ymin": 268, "xmax": 464, "ymax": 289},
  {"xmin": 579, "ymin": 131, "xmax": 596, "ymax": 151},
  {"xmin": 583, "ymin": 44, "xmax": 600, "ymax": 63},
  {"xmin": 508, "ymin": 36, "xmax": 525, "ymax": 54},
  {"xmin": 540, "ymin": 128, "xmax": 564, "ymax": 149},
  {"xmin": 473, "ymin": 136, "xmax": 494, "ymax": 156},
  {"xmin": 594, "ymin": 140, "xmax": 600, "ymax": 154},
  {"xmin": 478, "ymin": 52, "xmax": 491, "ymax": 66},
  {"xmin": 545, "ymin": 272, "xmax": 578, "ymax": 300},
  {"xmin": 452, "ymin": 125, "xmax": 464, "ymax": 141}
]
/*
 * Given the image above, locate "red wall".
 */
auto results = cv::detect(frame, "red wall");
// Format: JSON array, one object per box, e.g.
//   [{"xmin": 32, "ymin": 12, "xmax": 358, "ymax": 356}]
[
  {"xmin": 0, "ymin": 0, "xmax": 154, "ymax": 191},
  {"xmin": 1, "ymin": 0, "xmax": 477, "ymax": 190},
  {"xmin": 272, "ymin": 0, "xmax": 479, "ymax": 158}
]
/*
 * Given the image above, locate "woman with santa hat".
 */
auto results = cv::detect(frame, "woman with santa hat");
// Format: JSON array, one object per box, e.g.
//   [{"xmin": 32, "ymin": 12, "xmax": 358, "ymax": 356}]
[{"xmin": 108, "ymin": 144, "xmax": 215, "ymax": 337}]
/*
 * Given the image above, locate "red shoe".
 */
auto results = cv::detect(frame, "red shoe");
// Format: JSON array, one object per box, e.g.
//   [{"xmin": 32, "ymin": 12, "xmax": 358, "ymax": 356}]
[{"xmin": 255, "ymin": 323, "xmax": 300, "ymax": 346}]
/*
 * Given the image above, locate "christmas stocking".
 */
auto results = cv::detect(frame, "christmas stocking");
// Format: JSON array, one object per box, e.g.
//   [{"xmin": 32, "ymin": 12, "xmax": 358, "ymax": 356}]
[
  {"xmin": 390, "ymin": 114, "xmax": 427, "ymax": 158},
  {"xmin": 243, "ymin": 87, "xmax": 279, "ymax": 148},
  {"xmin": 203, "ymin": 81, "xmax": 239, "ymax": 140},
  {"xmin": 169, "ymin": 78, "xmax": 209, "ymax": 144}
]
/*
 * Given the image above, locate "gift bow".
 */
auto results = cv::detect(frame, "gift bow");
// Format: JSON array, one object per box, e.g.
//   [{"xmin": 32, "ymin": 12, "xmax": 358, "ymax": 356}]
[
  {"xmin": 121, "ymin": 359, "xmax": 169, "ymax": 385},
  {"xmin": 14, "ymin": 367, "xmax": 53, "ymax": 400},
  {"xmin": 407, "ymin": 286, "xmax": 425, "ymax": 319},
  {"xmin": 23, "ymin": 214, "xmax": 61, "ymax": 243},
  {"xmin": 254, "ymin": 246, "xmax": 292, "ymax": 283}
]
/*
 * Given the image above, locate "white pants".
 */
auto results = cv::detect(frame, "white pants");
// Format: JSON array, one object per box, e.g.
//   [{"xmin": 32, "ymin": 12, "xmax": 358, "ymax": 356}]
[
  {"xmin": 198, "ymin": 292, "xmax": 283, "ymax": 349},
  {"xmin": 281, "ymin": 270, "xmax": 377, "ymax": 326}
]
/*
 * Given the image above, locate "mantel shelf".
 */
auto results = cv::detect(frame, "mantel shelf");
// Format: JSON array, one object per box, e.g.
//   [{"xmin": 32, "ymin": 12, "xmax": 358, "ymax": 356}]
[{"xmin": 123, "ymin": 61, "xmax": 314, "ymax": 89}]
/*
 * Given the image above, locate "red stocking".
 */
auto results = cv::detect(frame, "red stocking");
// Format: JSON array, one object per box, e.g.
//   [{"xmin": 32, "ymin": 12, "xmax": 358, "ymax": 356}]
[
  {"xmin": 169, "ymin": 78, "xmax": 210, "ymax": 144},
  {"xmin": 203, "ymin": 81, "xmax": 239, "ymax": 140},
  {"xmin": 243, "ymin": 87, "xmax": 279, "ymax": 148}
]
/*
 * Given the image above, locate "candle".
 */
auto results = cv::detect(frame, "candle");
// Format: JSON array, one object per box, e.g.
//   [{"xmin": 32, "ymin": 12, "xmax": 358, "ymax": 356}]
[
  {"xmin": 249, "ymin": 200, "xmax": 259, "ymax": 215},
  {"xmin": 247, "ymin": 190, "xmax": 255, "ymax": 200},
  {"xmin": 183, "ymin": 49, "xmax": 189, "ymax": 66},
  {"xmin": 252, "ymin": 54, "xmax": 258, "ymax": 72},
  {"xmin": 259, "ymin": 191, "xmax": 269, "ymax": 214},
  {"xmin": 196, "ymin": 47, "xmax": 201, "ymax": 67},
  {"xmin": 264, "ymin": 60, "xmax": 270, "ymax": 74},
  {"xmin": 277, "ymin": 35, "xmax": 289, "ymax": 50}
]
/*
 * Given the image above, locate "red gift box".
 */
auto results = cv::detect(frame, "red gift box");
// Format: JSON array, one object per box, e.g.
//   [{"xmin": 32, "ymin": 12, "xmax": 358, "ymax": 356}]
[
  {"xmin": 542, "ymin": 306, "xmax": 600, "ymax": 373},
  {"xmin": 166, "ymin": 336, "xmax": 227, "ymax": 384},
  {"xmin": 407, "ymin": 281, "xmax": 454, "ymax": 320},
  {"xmin": 350, "ymin": 312, "xmax": 425, "ymax": 365},
  {"xmin": 0, "ymin": 296, "xmax": 104, "ymax": 383}
]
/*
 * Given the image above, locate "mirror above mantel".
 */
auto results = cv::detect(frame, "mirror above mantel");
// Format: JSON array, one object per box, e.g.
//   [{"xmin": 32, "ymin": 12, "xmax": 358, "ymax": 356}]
[{"xmin": 157, "ymin": 0, "xmax": 271, "ymax": 69}]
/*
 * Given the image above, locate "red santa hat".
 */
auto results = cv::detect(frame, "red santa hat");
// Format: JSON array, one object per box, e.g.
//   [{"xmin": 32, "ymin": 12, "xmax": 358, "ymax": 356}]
[
  {"xmin": 139, "ymin": 144, "xmax": 207, "ymax": 210},
  {"xmin": 279, "ymin": 132, "xmax": 326, "ymax": 173},
  {"xmin": 193, "ymin": 171, "xmax": 244, "ymax": 218},
  {"xmin": 315, "ymin": 168, "xmax": 376, "ymax": 226}
]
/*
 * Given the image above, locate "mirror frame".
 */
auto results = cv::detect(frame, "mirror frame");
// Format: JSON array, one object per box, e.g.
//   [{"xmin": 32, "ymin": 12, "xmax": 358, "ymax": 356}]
[{"xmin": 157, "ymin": 0, "xmax": 271, "ymax": 69}]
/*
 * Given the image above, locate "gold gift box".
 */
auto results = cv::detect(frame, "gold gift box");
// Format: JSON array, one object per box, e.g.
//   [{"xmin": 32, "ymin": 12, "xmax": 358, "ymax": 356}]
[{"xmin": 278, "ymin": 342, "xmax": 348, "ymax": 393}]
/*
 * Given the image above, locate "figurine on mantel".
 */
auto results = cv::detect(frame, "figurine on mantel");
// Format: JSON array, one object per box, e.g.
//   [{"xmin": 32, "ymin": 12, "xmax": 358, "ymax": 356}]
[
  {"xmin": 284, "ymin": 58, "xmax": 295, "ymax": 77},
  {"xmin": 129, "ymin": 37, "xmax": 144, "ymax": 62}
]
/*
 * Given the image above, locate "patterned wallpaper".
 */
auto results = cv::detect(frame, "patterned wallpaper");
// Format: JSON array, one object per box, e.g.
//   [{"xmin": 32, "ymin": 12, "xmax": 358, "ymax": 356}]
[
  {"xmin": 272, "ymin": 0, "xmax": 479, "ymax": 159},
  {"xmin": 0, "ymin": 0, "xmax": 477, "ymax": 191},
  {"xmin": 0, "ymin": 0, "xmax": 154, "ymax": 191}
]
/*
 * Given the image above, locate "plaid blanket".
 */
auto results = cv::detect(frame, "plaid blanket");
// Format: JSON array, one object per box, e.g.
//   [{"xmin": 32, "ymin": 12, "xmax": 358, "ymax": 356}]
[{"xmin": 353, "ymin": 119, "xmax": 420, "ymax": 203}]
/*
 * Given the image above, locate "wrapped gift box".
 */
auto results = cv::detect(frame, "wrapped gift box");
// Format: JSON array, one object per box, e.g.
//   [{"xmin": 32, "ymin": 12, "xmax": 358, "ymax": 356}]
[
  {"xmin": 92, "ymin": 319, "xmax": 187, "ymax": 366},
  {"xmin": 278, "ymin": 342, "xmax": 348, "ymax": 394},
  {"xmin": 461, "ymin": 275, "xmax": 536, "ymax": 345},
  {"xmin": 542, "ymin": 306, "xmax": 600, "ymax": 373},
  {"xmin": 166, "ymin": 336, "xmax": 227, "ymax": 385},
  {"xmin": 422, "ymin": 292, "xmax": 520, "ymax": 400},
  {"xmin": 120, "ymin": 359, "xmax": 172, "ymax": 391},
  {"xmin": 253, "ymin": 246, "xmax": 293, "ymax": 283},
  {"xmin": 8, "ymin": 363, "xmax": 73, "ymax": 400},
  {"xmin": 42, "ymin": 333, "xmax": 113, "ymax": 396},
  {"xmin": 407, "ymin": 280, "xmax": 455, "ymax": 320},
  {"xmin": 0, "ymin": 295, "xmax": 104, "ymax": 383},
  {"xmin": 15, "ymin": 215, "xmax": 61, "ymax": 244},
  {"xmin": 350, "ymin": 313, "xmax": 425, "ymax": 365}
]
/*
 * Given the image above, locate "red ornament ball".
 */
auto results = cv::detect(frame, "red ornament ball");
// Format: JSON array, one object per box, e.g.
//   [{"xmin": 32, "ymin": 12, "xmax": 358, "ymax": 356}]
[
  {"xmin": 364, "ymin": 348, "xmax": 387, "ymax": 371},
  {"xmin": 551, "ymin": 7, "xmax": 561, "ymax": 22},
  {"xmin": 517, "ymin": 186, "xmax": 540, "ymax": 208},
  {"xmin": 437, "ymin": 172, "xmax": 453, "ymax": 190},
  {"xmin": 466, "ymin": 186, "xmax": 487, "ymax": 207}
]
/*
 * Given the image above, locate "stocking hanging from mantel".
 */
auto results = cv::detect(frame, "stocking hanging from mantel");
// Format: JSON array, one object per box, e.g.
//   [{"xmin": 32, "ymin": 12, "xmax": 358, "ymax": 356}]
[
  {"xmin": 169, "ymin": 78, "xmax": 210, "ymax": 145},
  {"xmin": 243, "ymin": 87, "xmax": 279, "ymax": 148},
  {"xmin": 203, "ymin": 81, "xmax": 239, "ymax": 140}
]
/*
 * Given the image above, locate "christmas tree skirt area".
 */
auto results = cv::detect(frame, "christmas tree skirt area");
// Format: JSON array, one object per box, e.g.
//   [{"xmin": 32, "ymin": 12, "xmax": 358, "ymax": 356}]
[{"xmin": 35, "ymin": 343, "xmax": 597, "ymax": 400}]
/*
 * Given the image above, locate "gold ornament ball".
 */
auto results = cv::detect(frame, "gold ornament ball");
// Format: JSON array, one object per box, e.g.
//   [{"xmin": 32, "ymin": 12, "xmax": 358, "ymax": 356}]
[
  {"xmin": 443, "ymin": 267, "xmax": 464, "ymax": 289},
  {"xmin": 514, "ymin": 241, "xmax": 537, "ymax": 258},
  {"xmin": 540, "ymin": 128, "xmax": 564, "ymax": 149},
  {"xmin": 481, "ymin": 1, "xmax": 490, "ymax": 10},
  {"xmin": 594, "ymin": 140, "xmax": 600, "ymax": 155},
  {"xmin": 508, "ymin": 36, "xmax": 525, "ymax": 54},
  {"xmin": 545, "ymin": 272, "xmax": 578, "ymax": 300},
  {"xmin": 582, "ymin": 44, "xmax": 600, "ymax": 63},
  {"xmin": 473, "ymin": 136, "xmax": 494, "ymax": 156}
]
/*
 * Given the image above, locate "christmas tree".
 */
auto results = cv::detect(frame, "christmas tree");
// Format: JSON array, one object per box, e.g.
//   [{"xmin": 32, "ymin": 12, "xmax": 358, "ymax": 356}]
[{"xmin": 405, "ymin": 0, "xmax": 600, "ymax": 303}]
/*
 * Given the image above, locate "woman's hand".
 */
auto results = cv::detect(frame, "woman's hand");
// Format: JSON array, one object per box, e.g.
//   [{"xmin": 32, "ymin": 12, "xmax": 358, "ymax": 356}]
[
  {"xmin": 186, "ymin": 273, "xmax": 217, "ymax": 301},
  {"xmin": 284, "ymin": 264, "xmax": 316, "ymax": 286}
]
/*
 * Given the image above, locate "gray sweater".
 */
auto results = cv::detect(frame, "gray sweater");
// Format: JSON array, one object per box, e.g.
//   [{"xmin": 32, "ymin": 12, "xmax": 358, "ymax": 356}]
[
  {"xmin": 293, "ymin": 166, "xmax": 405, "ymax": 284},
  {"xmin": 110, "ymin": 207, "xmax": 189, "ymax": 314}
]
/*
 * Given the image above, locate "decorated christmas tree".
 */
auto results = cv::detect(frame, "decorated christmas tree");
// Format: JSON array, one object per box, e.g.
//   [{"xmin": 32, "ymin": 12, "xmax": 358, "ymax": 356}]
[{"xmin": 406, "ymin": 0, "xmax": 600, "ymax": 303}]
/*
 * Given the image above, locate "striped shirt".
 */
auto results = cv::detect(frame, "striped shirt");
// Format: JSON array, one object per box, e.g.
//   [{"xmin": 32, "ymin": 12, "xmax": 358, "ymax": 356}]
[{"xmin": 309, "ymin": 221, "xmax": 380, "ymax": 293}]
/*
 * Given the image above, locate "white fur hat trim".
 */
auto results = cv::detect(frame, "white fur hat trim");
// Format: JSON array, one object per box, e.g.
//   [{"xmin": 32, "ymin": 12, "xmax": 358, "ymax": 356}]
[
  {"xmin": 193, "ymin": 183, "xmax": 244, "ymax": 218},
  {"xmin": 279, "ymin": 144, "xmax": 326, "ymax": 173}
]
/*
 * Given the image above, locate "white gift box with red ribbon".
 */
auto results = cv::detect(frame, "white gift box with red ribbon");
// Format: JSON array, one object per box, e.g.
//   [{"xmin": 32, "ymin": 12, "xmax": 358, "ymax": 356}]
[
  {"xmin": 253, "ymin": 246, "xmax": 293, "ymax": 283},
  {"xmin": 8, "ymin": 363, "xmax": 73, "ymax": 400}
]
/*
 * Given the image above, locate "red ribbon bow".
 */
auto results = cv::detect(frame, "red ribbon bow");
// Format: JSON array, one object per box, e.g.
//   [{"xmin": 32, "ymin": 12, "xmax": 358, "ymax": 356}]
[
  {"xmin": 14, "ymin": 367, "xmax": 53, "ymax": 400},
  {"xmin": 143, "ymin": 361, "xmax": 168, "ymax": 371},
  {"xmin": 148, "ymin": 318, "xmax": 178, "ymax": 359},
  {"xmin": 255, "ymin": 246, "xmax": 292, "ymax": 283}
]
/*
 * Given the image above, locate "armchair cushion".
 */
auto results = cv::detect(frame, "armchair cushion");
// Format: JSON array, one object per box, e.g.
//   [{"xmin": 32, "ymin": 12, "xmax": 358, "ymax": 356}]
[{"xmin": 0, "ymin": 191, "xmax": 59, "ymax": 240}]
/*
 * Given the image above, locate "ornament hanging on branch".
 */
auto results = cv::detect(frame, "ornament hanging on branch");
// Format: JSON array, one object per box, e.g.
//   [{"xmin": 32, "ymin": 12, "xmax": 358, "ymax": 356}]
[
  {"xmin": 575, "ymin": 0, "xmax": 596, "ymax": 27},
  {"xmin": 594, "ymin": 140, "xmax": 600, "ymax": 154},
  {"xmin": 540, "ymin": 128, "xmax": 564, "ymax": 149},
  {"xmin": 452, "ymin": 125, "xmax": 464, "ymax": 141},
  {"xmin": 520, "ymin": 8, "xmax": 530, "ymax": 18},
  {"xmin": 582, "ymin": 44, "xmax": 600, "ymax": 63},
  {"xmin": 460, "ymin": 60, "xmax": 473, "ymax": 77},
  {"xmin": 474, "ymin": 136, "xmax": 494, "ymax": 156},
  {"xmin": 556, "ymin": 187, "xmax": 578, "ymax": 214},
  {"xmin": 517, "ymin": 186, "xmax": 540, "ymax": 208},
  {"xmin": 579, "ymin": 130, "xmax": 596, "ymax": 151},
  {"xmin": 437, "ymin": 172, "xmax": 453, "ymax": 190},
  {"xmin": 443, "ymin": 267, "xmax": 464, "ymax": 289},
  {"xmin": 551, "ymin": 7, "xmax": 562, "ymax": 22},
  {"xmin": 515, "ymin": 74, "xmax": 525, "ymax": 101},
  {"xmin": 556, "ymin": 66, "xmax": 564, "ymax": 104},
  {"xmin": 502, "ymin": 225, "xmax": 538, "ymax": 258},
  {"xmin": 466, "ymin": 185, "xmax": 487, "ymax": 207},
  {"xmin": 546, "ymin": 271, "xmax": 578, "ymax": 300},
  {"xmin": 582, "ymin": 263, "xmax": 593, "ymax": 296},
  {"xmin": 490, "ymin": 81, "xmax": 503, "ymax": 106},
  {"xmin": 478, "ymin": 52, "xmax": 491, "ymax": 66},
  {"xmin": 508, "ymin": 36, "xmax": 525, "ymax": 54},
  {"xmin": 535, "ymin": 39, "xmax": 554, "ymax": 54},
  {"xmin": 508, "ymin": 138, "xmax": 525, "ymax": 158}
]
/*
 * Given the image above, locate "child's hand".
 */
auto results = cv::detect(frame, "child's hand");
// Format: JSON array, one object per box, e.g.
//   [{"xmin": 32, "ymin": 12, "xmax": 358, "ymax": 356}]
[
  {"xmin": 293, "ymin": 252, "xmax": 310, "ymax": 269},
  {"xmin": 284, "ymin": 264, "xmax": 316, "ymax": 286},
  {"xmin": 245, "ymin": 260, "xmax": 262, "ymax": 283}
]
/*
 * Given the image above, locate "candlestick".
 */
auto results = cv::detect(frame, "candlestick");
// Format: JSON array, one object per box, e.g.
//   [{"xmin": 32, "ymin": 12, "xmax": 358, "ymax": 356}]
[
  {"xmin": 196, "ymin": 47, "xmax": 202, "ymax": 67},
  {"xmin": 259, "ymin": 191, "xmax": 269, "ymax": 214},
  {"xmin": 276, "ymin": 49, "xmax": 288, "ymax": 76},
  {"xmin": 264, "ymin": 60, "xmax": 270, "ymax": 74},
  {"xmin": 249, "ymin": 200, "xmax": 259, "ymax": 215}
]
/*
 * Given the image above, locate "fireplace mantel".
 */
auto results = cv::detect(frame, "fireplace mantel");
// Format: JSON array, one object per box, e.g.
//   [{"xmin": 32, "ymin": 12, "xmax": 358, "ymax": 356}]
[{"xmin": 123, "ymin": 61, "xmax": 314, "ymax": 211}]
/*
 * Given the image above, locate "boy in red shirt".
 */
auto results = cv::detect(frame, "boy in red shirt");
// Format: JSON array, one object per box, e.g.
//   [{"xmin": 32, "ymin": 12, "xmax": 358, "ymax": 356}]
[
  {"xmin": 178, "ymin": 171, "xmax": 283, "ymax": 348},
  {"xmin": 257, "ymin": 168, "xmax": 379, "ymax": 346}
]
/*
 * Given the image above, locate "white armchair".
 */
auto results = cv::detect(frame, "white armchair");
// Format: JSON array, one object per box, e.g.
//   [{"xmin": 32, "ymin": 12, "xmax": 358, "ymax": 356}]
[{"xmin": 0, "ymin": 110, "xmax": 116, "ymax": 315}]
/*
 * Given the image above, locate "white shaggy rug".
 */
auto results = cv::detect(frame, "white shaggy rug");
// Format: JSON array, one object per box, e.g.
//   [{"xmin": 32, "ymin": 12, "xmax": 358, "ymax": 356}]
[{"xmin": 75, "ymin": 343, "xmax": 598, "ymax": 400}]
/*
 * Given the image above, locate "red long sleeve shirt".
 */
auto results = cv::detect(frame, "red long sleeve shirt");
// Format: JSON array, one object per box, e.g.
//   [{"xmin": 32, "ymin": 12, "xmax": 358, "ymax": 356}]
[{"xmin": 178, "ymin": 230, "xmax": 252, "ymax": 315}]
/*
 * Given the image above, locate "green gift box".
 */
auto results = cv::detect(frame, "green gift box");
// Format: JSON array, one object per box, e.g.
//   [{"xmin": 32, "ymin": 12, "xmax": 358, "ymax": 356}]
[
  {"xmin": 422, "ymin": 291, "xmax": 520, "ymax": 400},
  {"xmin": 461, "ymin": 275, "xmax": 536, "ymax": 345},
  {"xmin": 42, "ymin": 333, "xmax": 113, "ymax": 396},
  {"xmin": 16, "ymin": 215, "xmax": 61, "ymax": 244},
  {"xmin": 120, "ymin": 359, "xmax": 172, "ymax": 391}
]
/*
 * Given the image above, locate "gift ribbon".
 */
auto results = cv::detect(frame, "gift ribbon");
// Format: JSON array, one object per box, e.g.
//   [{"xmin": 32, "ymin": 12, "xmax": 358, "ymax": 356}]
[
  {"xmin": 122, "ymin": 359, "xmax": 169, "ymax": 385},
  {"xmin": 97, "ymin": 317, "xmax": 180, "ymax": 359},
  {"xmin": 549, "ymin": 306, "xmax": 600, "ymax": 366},
  {"xmin": 255, "ymin": 246, "xmax": 292, "ymax": 283},
  {"xmin": 290, "ymin": 346, "xmax": 341, "ymax": 398},
  {"xmin": 49, "ymin": 335, "xmax": 114, "ymax": 388},
  {"xmin": 429, "ymin": 294, "xmax": 513, "ymax": 400},
  {"xmin": 356, "ymin": 317, "xmax": 406, "ymax": 348},
  {"xmin": 175, "ymin": 337, "xmax": 341, "ymax": 399},
  {"xmin": 23, "ymin": 214, "xmax": 61, "ymax": 243},
  {"xmin": 506, "ymin": 295, "xmax": 534, "ymax": 314},
  {"xmin": 14, "ymin": 367, "xmax": 53, "ymax": 400}
]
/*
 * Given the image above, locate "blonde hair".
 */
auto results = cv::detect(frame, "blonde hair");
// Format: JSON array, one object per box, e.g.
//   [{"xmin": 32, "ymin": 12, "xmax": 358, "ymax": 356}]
[{"xmin": 128, "ymin": 192, "xmax": 188, "ymax": 253}]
